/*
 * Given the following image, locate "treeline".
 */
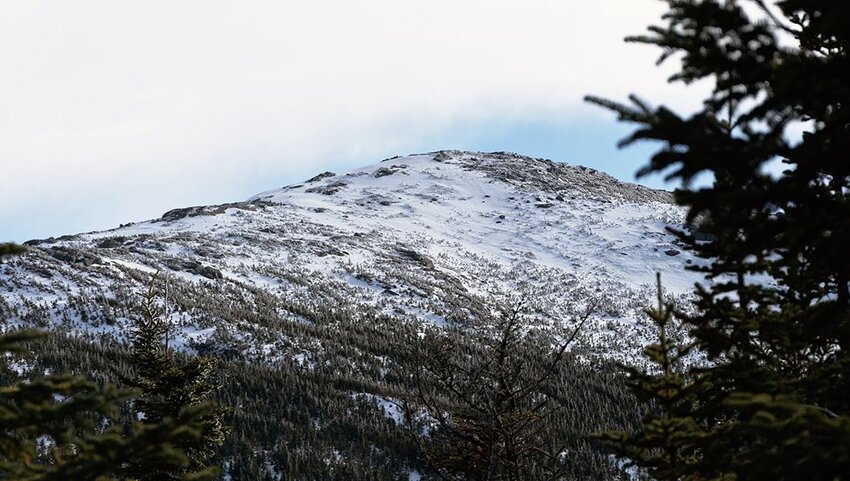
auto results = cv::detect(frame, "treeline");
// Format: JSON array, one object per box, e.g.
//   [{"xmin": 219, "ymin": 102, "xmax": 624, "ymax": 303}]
[{"xmin": 8, "ymin": 298, "xmax": 644, "ymax": 480}]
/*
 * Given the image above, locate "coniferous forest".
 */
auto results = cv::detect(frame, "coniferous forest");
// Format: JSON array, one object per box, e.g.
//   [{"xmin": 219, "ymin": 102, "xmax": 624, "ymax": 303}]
[{"xmin": 2, "ymin": 1, "xmax": 849, "ymax": 480}]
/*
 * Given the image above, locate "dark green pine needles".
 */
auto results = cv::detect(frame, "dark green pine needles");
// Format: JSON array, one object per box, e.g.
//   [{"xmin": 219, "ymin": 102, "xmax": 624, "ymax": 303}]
[
  {"xmin": 122, "ymin": 278, "xmax": 229, "ymax": 481},
  {"xmin": 594, "ymin": 274, "xmax": 706, "ymax": 480},
  {"xmin": 589, "ymin": 1, "xmax": 850, "ymax": 480},
  {"xmin": 0, "ymin": 248, "xmax": 219, "ymax": 481}
]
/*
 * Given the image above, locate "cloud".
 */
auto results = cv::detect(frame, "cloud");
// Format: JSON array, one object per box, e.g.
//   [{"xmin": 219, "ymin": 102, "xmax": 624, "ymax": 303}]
[{"xmin": 0, "ymin": 0, "xmax": 706, "ymax": 241}]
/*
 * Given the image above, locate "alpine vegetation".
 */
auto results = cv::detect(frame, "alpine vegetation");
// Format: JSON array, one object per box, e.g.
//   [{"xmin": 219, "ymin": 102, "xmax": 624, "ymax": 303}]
[{"xmin": 1, "ymin": 150, "xmax": 698, "ymax": 479}]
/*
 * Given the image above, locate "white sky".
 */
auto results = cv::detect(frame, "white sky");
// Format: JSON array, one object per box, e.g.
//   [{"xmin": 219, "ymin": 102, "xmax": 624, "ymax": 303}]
[{"xmin": 1, "ymin": 0, "xmax": 708, "ymax": 241}]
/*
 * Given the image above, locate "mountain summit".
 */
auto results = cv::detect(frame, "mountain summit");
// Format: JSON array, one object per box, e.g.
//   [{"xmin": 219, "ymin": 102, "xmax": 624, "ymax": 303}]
[
  {"xmin": 3, "ymin": 150, "xmax": 698, "ymax": 360},
  {"xmin": 1, "ymin": 150, "xmax": 706, "ymax": 478}
]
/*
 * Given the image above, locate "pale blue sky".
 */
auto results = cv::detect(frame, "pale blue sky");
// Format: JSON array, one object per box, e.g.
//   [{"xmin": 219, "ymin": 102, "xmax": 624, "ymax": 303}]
[
  {"xmin": 1, "ymin": 1, "xmax": 701, "ymax": 243},
  {"xmin": 2, "ymin": 115, "xmax": 662, "ymax": 243}
]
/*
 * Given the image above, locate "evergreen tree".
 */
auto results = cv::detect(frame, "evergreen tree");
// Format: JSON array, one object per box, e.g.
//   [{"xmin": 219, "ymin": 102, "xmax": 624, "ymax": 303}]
[
  {"xmin": 595, "ymin": 274, "xmax": 706, "ymax": 480},
  {"xmin": 404, "ymin": 302, "xmax": 595, "ymax": 481},
  {"xmin": 122, "ymin": 277, "xmax": 228, "ymax": 481},
  {"xmin": 588, "ymin": 1, "xmax": 850, "ymax": 479},
  {"xmin": 0, "ymin": 247, "xmax": 209, "ymax": 480}
]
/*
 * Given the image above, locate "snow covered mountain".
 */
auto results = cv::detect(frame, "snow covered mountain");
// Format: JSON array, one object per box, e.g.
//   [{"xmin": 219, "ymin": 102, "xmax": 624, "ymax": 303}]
[{"xmin": 1, "ymin": 150, "xmax": 700, "ymax": 363}]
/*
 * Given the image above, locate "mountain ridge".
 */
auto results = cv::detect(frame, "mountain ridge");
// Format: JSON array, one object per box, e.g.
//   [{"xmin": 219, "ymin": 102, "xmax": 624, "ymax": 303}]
[
  {"xmin": 3, "ymin": 150, "xmax": 696, "ymax": 364},
  {"xmin": 1, "ymin": 149, "xmax": 702, "ymax": 479},
  {"xmin": 23, "ymin": 150, "xmax": 672, "ymax": 242}
]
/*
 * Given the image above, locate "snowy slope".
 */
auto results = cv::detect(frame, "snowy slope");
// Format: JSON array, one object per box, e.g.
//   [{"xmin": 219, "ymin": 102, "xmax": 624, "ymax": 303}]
[{"xmin": 0, "ymin": 151, "xmax": 701, "ymax": 363}]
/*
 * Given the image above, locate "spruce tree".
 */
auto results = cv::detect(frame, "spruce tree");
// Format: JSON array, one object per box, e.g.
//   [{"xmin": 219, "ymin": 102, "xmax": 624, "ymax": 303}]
[
  {"xmin": 588, "ymin": 1, "xmax": 850, "ymax": 479},
  {"xmin": 0, "ymin": 246, "xmax": 208, "ymax": 480},
  {"xmin": 404, "ymin": 302, "xmax": 595, "ymax": 481},
  {"xmin": 122, "ymin": 277, "xmax": 228, "ymax": 481},
  {"xmin": 595, "ymin": 274, "xmax": 706, "ymax": 480}
]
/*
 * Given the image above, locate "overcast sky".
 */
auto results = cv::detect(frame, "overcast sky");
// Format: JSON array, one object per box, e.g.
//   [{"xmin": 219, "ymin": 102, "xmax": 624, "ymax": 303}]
[{"xmin": 1, "ymin": 0, "xmax": 709, "ymax": 243}]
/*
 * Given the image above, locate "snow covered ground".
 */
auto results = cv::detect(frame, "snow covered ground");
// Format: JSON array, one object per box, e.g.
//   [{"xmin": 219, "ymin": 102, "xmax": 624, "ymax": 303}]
[{"xmin": 0, "ymin": 150, "xmax": 703, "ymax": 364}]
